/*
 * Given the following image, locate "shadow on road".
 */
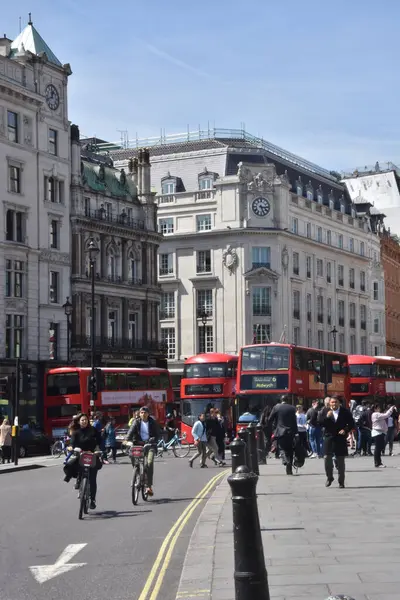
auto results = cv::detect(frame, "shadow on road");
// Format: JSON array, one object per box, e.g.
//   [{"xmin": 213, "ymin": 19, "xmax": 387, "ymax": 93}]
[
  {"xmin": 150, "ymin": 497, "xmax": 197, "ymax": 505},
  {"xmin": 345, "ymin": 485, "xmax": 400, "ymax": 489},
  {"xmin": 90, "ymin": 509, "xmax": 152, "ymax": 519}
]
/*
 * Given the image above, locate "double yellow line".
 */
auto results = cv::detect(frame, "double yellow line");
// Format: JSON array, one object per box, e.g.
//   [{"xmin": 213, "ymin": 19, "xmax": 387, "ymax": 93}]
[{"xmin": 138, "ymin": 469, "xmax": 229, "ymax": 600}]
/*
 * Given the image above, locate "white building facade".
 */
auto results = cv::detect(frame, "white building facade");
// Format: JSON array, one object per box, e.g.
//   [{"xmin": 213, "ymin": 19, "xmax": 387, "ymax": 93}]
[{"xmin": 108, "ymin": 130, "xmax": 386, "ymax": 374}]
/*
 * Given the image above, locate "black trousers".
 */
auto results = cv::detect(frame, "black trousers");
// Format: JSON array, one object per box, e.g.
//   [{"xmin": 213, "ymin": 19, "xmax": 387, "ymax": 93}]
[
  {"xmin": 278, "ymin": 434, "xmax": 294, "ymax": 468},
  {"xmin": 325, "ymin": 454, "xmax": 345, "ymax": 485},
  {"xmin": 1, "ymin": 445, "xmax": 11, "ymax": 462},
  {"xmin": 374, "ymin": 433, "xmax": 386, "ymax": 466}
]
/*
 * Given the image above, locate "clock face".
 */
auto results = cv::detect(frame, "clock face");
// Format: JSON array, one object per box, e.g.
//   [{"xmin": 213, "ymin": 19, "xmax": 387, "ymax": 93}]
[
  {"xmin": 45, "ymin": 84, "xmax": 60, "ymax": 110},
  {"xmin": 251, "ymin": 196, "xmax": 271, "ymax": 218}
]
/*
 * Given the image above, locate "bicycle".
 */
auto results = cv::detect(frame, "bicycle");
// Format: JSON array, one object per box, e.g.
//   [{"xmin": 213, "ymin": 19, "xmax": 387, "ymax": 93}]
[
  {"xmin": 51, "ymin": 434, "xmax": 70, "ymax": 458},
  {"xmin": 75, "ymin": 449, "xmax": 101, "ymax": 520},
  {"xmin": 156, "ymin": 429, "xmax": 192, "ymax": 459},
  {"xmin": 129, "ymin": 443, "xmax": 153, "ymax": 505}
]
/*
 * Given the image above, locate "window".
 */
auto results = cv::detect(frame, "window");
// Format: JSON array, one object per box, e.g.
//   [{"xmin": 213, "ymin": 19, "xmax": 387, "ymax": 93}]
[
  {"xmin": 199, "ymin": 325, "xmax": 213, "ymax": 353},
  {"xmin": 317, "ymin": 191, "xmax": 323, "ymax": 204},
  {"xmin": 197, "ymin": 250, "xmax": 211, "ymax": 273},
  {"xmin": 327, "ymin": 230, "xmax": 332, "ymax": 245},
  {"xmin": 339, "ymin": 333, "xmax": 345, "ymax": 353},
  {"xmin": 360, "ymin": 271, "xmax": 366, "ymax": 292},
  {"xmin": 9, "ymin": 165, "xmax": 21, "ymax": 193},
  {"xmin": 349, "ymin": 303, "xmax": 356, "ymax": 328},
  {"xmin": 105, "ymin": 202, "xmax": 112, "ymax": 218},
  {"xmin": 159, "ymin": 217, "xmax": 174, "ymax": 234},
  {"xmin": 161, "ymin": 292, "xmax": 175, "ymax": 318},
  {"xmin": 6, "ymin": 209, "xmax": 24, "ymax": 242},
  {"xmin": 293, "ymin": 290, "xmax": 300, "ymax": 320},
  {"xmin": 5, "ymin": 260, "xmax": 24, "ymax": 298},
  {"xmin": 306, "ymin": 222, "xmax": 311, "ymax": 238},
  {"xmin": 293, "ymin": 252, "xmax": 299, "ymax": 275},
  {"xmin": 44, "ymin": 176, "xmax": 56, "ymax": 203},
  {"xmin": 316, "ymin": 259, "xmax": 323, "ymax": 277},
  {"xmin": 338, "ymin": 300, "xmax": 345, "ymax": 327},
  {"xmin": 296, "ymin": 184, "xmax": 303, "ymax": 196},
  {"xmin": 349, "ymin": 268, "xmax": 355, "ymax": 289},
  {"xmin": 253, "ymin": 324, "xmax": 271, "ymax": 344},
  {"xmin": 307, "ymin": 329, "xmax": 312, "ymax": 347},
  {"xmin": 108, "ymin": 311, "xmax": 117, "ymax": 343},
  {"xmin": 307, "ymin": 294, "xmax": 312, "ymax": 321},
  {"xmin": 317, "ymin": 330, "xmax": 324, "ymax": 350},
  {"xmin": 349, "ymin": 238, "xmax": 354, "ymax": 253},
  {"xmin": 49, "ymin": 271, "xmax": 59, "ymax": 304},
  {"xmin": 374, "ymin": 317, "xmax": 379, "ymax": 334},
  {"xmin": 161, "ymin": 328, "xmax": 176, "ymax": 359},
  {"xmin": 58, "ymin": 181, "xmax": 64, "ymax": 205},
  {"xmin": 317, "ymin": 227, "xmax": 322, "ymax": 243},
  {"xmin": 338, "ymin": 265, "xmax": 344, "ymax": 286},
  {"xmin": 293, "ymin": 326, "xmax": 300, "ymax": 345},
  {"xmin": 50, "ymin": 220, "xmax": 59, "ymax": 249},
  {"xmin": 84, "ymin": 197, "xmax": 91, "ymax": 216},
  {"xmin": 159, "ymin": 253, "xmax": 173, "ymax": 276},
  {"xmin": 49, "ymin": 322, "xmax": 59, "ymax": 360},
  {"xmin": 128, "ymin": 313, "xmax": 136, "ymax": 346},
  {"xmin": 350, "ymin": 335, "xmax": 356, "ymax": 354},
  {"xmin": 161, "ymin": 181, "xmax": 175, "ymax": 195},
  {"xmin": 360, "ymin": 305, "xmax": 366, "ymax": 329},
  {"xmin": 326, "ymin": 261, "xmax": 331, "ymax": 283},
  {"xmin": 361, "ymin": 337, "xmax": 367, "ymax": 355},
  {"xmin": 252, "ymin": 247, "xmax": 270, "ymax": 268},
  {"xmin": 107, "ymin": 248, "xmax": 117, "ymax": 279},
  {"xmin": 7, "ymin": 110, "xmax": 18, "ymax": 143},
  {"xmin": 374, "ymin": 346, "xmax": 380, "ymax": 356},
  {"xmin": 86, "ymin": 306, "xmax": 96, "ymax": 338},
  {"xmin": 252, "ymin": 287, "xmax": 271, "ymax": 316},
  {"xmin": 340, "ymin": 203, "xmax": 345, "ymax": 214},
  {"xmin": 5, "ymin": 314, "xmax": 23, "ymax": 358},
  {"xmin": 360, "ymin": 241, "xmax": 365, "ymax": 256},
  {"xmin": 329, "ymin": 199, "xmax": 334, "ymax": 210},
  {"xmin": 199, "ymin": 177, "xmax": 213, "ymax": 190},
  {"xmin": 292, "ymin": 217, "xmax": 298, "ymax": 234},
  {"xmin": 306, "ymin": 256, "xmax": 312, "ymax": 279},
  {"xmin": 49, "ymin": 129, "xmax": 57, "ymax": 155},
  {"xmin": 196, "ymin": 214, "xmax": 212, "ymax": 232},
  {"xmin": 197, "ymin": 289, "xmax": 213, "ymax": 317},
  {"xmin": 327, "ymin": 297, "xmax": 332, "ymax": 325},
  {"xmin": 338, "ymin": 234, "xmax": 343, "ymax": 249},
  {"xmin": 317, "ymin": 295, "xmax": 323, "ymax": 323},
  {"xmin": 306, "ymin": 189, "xmax": 313, "ymax": 201},
  {"xmin": 373, "ymin": 282, "xmax": 379, "ymax": 301}
]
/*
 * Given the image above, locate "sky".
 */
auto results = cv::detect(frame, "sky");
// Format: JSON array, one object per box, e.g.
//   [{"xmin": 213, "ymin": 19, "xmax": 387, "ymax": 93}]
[{"xmin": 3, "ymin": 0, "xmax": 400, "ymax": 171}]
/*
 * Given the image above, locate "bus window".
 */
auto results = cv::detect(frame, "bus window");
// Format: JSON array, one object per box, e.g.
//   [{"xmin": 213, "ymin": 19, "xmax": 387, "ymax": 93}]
[
  {"xmin": 149, "ymin": 373, "xmax": 170, "ymax": 389},
  {"xmin": 126, "ymin": 373, "xmax": 147, "ymax": 390},
  {"xmin": 104, "ymin": 373, "xmax": 119, "ymax": 391},
  {"xmin": 241, "ymin": 346, "xmax": 290, "ymax": 371},
  {"xmin": 47, "ymin": 404, "xmax": 81, "ymax": 418},
  {"xmin": 227, "ymin": 362, "xmax": 237, "ymax": 378},
  {"xmin": 184, "ymin": 364, "xmax": 227, "ymax": 378},
  {"xmin": 47, "ymin": 373, "xmax": 80, "ymax": 396}
]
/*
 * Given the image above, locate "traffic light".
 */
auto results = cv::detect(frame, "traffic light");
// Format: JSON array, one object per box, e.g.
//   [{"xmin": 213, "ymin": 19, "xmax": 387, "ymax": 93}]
[{"xmin": 90, "ymin": 374, "xmax": 97, "ymax": 399}]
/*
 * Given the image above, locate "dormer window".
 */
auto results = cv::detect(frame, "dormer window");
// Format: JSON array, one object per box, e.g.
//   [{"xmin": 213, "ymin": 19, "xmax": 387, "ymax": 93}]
[
  {"xmin": 199, "ymin": 177, "xmax": 213, "ymax": 191},
  {"xmin": 317, "ymin": 189, "xmax": 323, "ymax": 204},
  {"xmin": 161, "ymin": 181, "xmax": 175, "ymax": 195},
  {"xmin": 351, "ymin": 208, "xmax": 356, "ymax": 218},
  {"xmin": 329, "ymin": 199, "xmax": 334, "ymax": 210},
  {"xmin": 340, "ymin": 203, "xmax": 345, "ymax": 214},
  {"xmin": 306, "ymin": 189, "xmax": 313, "ymax": 201},
  {"xmin": 296, "ymin": 184, "xmax": 303, "ymax": 196},
  {"xmin": 198, "ymin": 169, "xmax": 216, "ymax": 199}
]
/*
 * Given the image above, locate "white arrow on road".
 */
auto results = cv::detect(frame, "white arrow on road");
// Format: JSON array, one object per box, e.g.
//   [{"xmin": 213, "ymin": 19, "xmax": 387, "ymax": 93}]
[{"xmin": 30, "ymin": 543, "xmax": 87, "ymax": 584}]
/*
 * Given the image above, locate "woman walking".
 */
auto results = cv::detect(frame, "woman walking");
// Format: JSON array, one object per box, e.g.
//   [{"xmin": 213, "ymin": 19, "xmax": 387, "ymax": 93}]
[
  {"xmin": 371, "ymin": 404, "xmax": 394, "ymax": 468},
  {"xmin": 104, "ymin": 418, "xmax": 117, "ymax": 463},
  {"xmin": 0, "ymin": 418, "xmax": 12, "ymax": 464}
]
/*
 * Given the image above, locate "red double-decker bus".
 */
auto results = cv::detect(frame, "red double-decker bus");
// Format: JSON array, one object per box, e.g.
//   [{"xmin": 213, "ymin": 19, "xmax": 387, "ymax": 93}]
[
  {"xmin": 44, "ymin": 367, "xmax": 173, "ymax": 438},
  {"xmin": 236, "ymin": 343, "xmax": 349, "ymax": 423},
  {"xmin": 180, "ymin": 353, "xmax": 238, "ymax": 443},
  {"xmin": 348, "ymin": 355, "xmax": 400, "ymax": 405}
]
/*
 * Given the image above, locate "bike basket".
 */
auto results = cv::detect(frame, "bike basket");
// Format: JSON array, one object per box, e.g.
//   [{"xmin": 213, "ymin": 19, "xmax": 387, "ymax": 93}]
[
  {"xmin": 79, "ymin": 452, "xmax": 97, "ymax": 467},
  {"xmin": 131, "ymin": 446, "xmax": 144, "ymax": 458}
]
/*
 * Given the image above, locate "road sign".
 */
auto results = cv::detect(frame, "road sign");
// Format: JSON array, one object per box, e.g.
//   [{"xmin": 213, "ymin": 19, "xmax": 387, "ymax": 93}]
[{"xmin": 30, "ymin": 543, "xmax": 87, "ymax": 584}]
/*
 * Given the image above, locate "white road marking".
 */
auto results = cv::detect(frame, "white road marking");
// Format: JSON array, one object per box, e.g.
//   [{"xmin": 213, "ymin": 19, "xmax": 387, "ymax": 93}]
[{"xmin": 30, "ymin": 543, "xmax": 87, "ymax": 584}]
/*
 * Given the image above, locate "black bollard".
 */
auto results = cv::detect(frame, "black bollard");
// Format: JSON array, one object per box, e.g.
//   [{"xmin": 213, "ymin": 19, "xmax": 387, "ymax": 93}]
[
  {"xmin": 237, "ymin": 428, "xmax": 248, "ymax": 467},
  {"xmin": 246, "ymin": 422, "xmax": 259, "ymax": 475},
  {"xmin": 228, "ymin": 465, "xmax": 270, "ymax": 600},
  {"xmin": 230, "ymin": 438, "xmax": 247, "ymax": 473},
  {"xmin": 256, "ymin": 425, "xmax": 267, "ymax": 465}
]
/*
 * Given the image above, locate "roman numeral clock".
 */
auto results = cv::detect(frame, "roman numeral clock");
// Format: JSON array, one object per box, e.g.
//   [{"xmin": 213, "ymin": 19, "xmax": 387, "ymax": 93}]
[
  {"xmin": 251, "ymin": 196, "xmax": 271, "ymax": 218},
  {"xmin": 45, "ymin": 84, "xmax": 60, "ymax": 110}
]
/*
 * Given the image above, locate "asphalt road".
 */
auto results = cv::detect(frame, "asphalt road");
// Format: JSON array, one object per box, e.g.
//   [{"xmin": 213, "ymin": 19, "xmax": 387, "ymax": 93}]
[{"xmin": 0, "ymin": 453, "xmax": 226, "ymax": 600}]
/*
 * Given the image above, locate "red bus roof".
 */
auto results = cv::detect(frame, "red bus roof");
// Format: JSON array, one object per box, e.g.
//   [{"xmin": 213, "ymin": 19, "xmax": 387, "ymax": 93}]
[
  {"xmin": 241, "ymin": 343, "xmax": 347, "ymax": 358},
  {"xmin": 348, "ymin": 355, "xmax": 400, "ymax": 366},
  {"xmin": 46, "ymin": 367, "xmax": 169, "ymax": 374},
  {"xmin": 184, "ymin": 353, "xmax": 238, "ymax": 365}
]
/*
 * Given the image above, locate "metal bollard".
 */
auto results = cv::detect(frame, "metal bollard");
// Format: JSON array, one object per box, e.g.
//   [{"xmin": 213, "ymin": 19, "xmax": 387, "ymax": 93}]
[
  {"xmin": 228, "ymin": 465, "xmax": 270, "ymax": 600},
  {"xmin": 230, "ymin": 438, "xmax": 247, "ymax": 473},
  {"xmin": 256, "ymin": 424, "xmax": 267, "ymax": 465},
  {"xmin": 237, "ymin": 428, "xmax": 248, "ymax": 467},
  {"xmin": 246, "ymin": 422, "xmax": 259, "ymax": 475}
]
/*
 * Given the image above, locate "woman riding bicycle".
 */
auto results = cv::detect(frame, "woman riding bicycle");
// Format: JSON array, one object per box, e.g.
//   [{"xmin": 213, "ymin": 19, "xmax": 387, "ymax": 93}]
[
  {"xmin": 63, "ymin": 413, "xmax": 102, "ymax": 509},
  {"xmin": 126, "ymin": 407, "xmax": 160, "ymax": 497}
]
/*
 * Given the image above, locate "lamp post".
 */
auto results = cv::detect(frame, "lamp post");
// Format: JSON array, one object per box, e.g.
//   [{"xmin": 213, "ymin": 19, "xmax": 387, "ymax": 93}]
[
  {"xmin": 85, "ymin": 238, "xmax": 100, "ymax": 418},
  {"xmin": 199, "ymin": 309, "xmax": 208, "ymax": 353},
  {"xmin": 330, "ymin": 326, "xmax": 338, "ymax": 352},
  {"xmin": 63, "ymin": 297, "xmax": 73, "ymax": 363}
]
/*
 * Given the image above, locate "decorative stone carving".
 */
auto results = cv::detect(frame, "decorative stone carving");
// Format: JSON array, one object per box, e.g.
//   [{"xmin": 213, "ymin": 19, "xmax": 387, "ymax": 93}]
[
  {"xmin": 106, "ymin": 297, "xmax": 120, "ymax": 308},
  {"xmin": 237, "ymin": 162, "xmax": 253, "ymax": 183},
  {"xmin": 281, "ymin": 246, "xmax": 289, "ymax": 271},
  {"xmin": 280, "ymin": 170, "xmax": 290, "ymax": 185},
  {"xmin": 222, "ymin": 245, "xmax": 238, "ymax": 274},
  {"xmin": 39, "ymin": 250, "xmax": 70, "ymax": 265},
  {"xmin": 128, "ymin": 300, "xmax": 141, "ymax": 311}
]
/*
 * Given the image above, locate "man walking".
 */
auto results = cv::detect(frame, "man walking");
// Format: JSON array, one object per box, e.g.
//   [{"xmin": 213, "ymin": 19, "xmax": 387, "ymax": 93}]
[
  {"xmin": 205, "ymin": 409, "xmax": 224, "ymax": 466},
  {"xmin": 306, "ymin": 400, "xmax": 322, "ymax": 458},
  {"xmin": 318, "ymin": 396, "xmax": 354, "ymax": 488},
  {"xmin": 189, "ymin": 413, "xmax": 208, "ymax": 468},
  {"xmin": 268, "ymin": 395, "xmax": 298, "ymax": 475}
]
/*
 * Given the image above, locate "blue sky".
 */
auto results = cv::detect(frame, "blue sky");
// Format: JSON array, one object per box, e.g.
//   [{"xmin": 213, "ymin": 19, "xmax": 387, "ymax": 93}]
[{"xmin": 4, "ymin": 0, "xmax": 400, "ymax": 170}]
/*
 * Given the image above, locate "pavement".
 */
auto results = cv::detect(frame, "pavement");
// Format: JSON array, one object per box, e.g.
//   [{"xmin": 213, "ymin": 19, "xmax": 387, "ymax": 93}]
[
  {"xmin": 0, "ymin": 450, "xmax": 227, "ymax": 600},
  {"xmin": 176, "ymin": 452, "xmax": 400, "ymax": 600},
  {"xmin": 0, "ymin": 454, "xmax": 59, "ymax": 473}
]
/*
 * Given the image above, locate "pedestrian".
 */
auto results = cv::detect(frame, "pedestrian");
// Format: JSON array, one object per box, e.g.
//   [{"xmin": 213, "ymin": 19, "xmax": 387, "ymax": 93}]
[
  {"xmin": 214, "ymin": 409, "xmax": 226, "ymax": 463},
  {"xmin": 318, "ymin": 395, "xmax": 354, "ymax": 488},
  {"xmin": 306, "ymin": 400, "xmax": 323, "ymax": 458},
  {"xmin": 165, "ymin": 413, "xmax": 176, "ymax": 442},
  {"xmin": 384, "ymin": 405, "xmax": 398, "ymax": 456},
  {"xmin": 0, "ymin": 418, "xmax": 12, "ymax": 464},
  {"xmin": 104, "ymin": 418, "xmax": 117, "ymax": 463},
  {"xmin": 371, "ymin": 404, "xmax": 395, "ymax": 468},
  {"xmin": 353, "ymin": 401, "xmax": 372, "ymax": 456},
  {"xmin": 189, "ymin": 413, "xmax": 208, "ymax": 468},
  {"xmin": 296, "ymin": 405, "xmax": 308, "ymax": 453},
  {"xmin": 64, "ymin": 415, "xmax": 81, "ymax": 464},
  {"xmin": 93, "ymin": 412, "xmax": 108, "ymax": 464},
  {"xmin": 205, "ymin": 409, "xmax": 223, "ymax": 466},
  {"xmin": 267, "ymin": 395, "xmax": 298, "ymax": 475}
]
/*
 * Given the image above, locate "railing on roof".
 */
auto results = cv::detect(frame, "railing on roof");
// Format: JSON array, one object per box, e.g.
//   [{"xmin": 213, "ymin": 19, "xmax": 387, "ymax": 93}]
[
  {"xmin": 341, "ymin": 162, "xmax": 400, "ymax": 178},
  {"xmin": 93, "ymin": 127, "xmax": 338, "ymax": 182}
]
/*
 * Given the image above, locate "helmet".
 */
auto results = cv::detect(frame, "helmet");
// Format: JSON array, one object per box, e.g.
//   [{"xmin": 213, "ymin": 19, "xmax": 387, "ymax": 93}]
[{"xmin": 166, "ymin": 413, "xmax": 172, "ymax": 418}]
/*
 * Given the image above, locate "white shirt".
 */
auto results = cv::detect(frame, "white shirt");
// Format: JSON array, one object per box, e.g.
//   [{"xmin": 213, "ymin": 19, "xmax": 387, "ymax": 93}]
[
  {"xmin": 332, "ymin": 409, "xmax": 339, "ymax": 421},
  {"xmin": 140, "ymin": 420, "xmax": 150, "ymax": 441},
  {"xmin": 296, "ymin": 413, "xmax": 307, "ymax": 432}
]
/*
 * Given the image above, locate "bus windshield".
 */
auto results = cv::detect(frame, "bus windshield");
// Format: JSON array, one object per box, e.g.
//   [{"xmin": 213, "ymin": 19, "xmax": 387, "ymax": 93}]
[
  {"xmin": 47, "ymin": 373, "xmax": 80, "ymax": 396},
  {"xmin": 241, "ymin": 346, "xmax": 290, "ymax": 371},
  {"xmin": 184, "ymin": 363, "xmax": 227, "ymax": 378},
  {"xmin": 182, "ymin": 398, "xmax": 230, "ymax": 417},
  {"xmin": 349, "ymin": 364, "xmax": 375, "ymax": 377}
]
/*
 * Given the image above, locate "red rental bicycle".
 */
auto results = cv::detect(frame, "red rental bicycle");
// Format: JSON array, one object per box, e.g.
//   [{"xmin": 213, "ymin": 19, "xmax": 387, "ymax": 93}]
[{"xmin": 78, "ymin": 451, "xmax": 99, "ymax": 520}]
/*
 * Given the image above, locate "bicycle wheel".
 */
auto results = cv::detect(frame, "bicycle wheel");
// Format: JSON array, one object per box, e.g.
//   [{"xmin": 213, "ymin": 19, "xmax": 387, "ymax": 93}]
[
  {"xmin": 141, "ymin": 466, "xmax": 149, "ymax": 502},
  {"xmin": 79, "ymin": 477, "xmax": 88, "ymax": 520},
  {"xmin": 172, "ymin": 440, "xmax": 191, "ymax": 458},
  {"xmin": 52, "ymin": 441, "xmax": 63, "ymax": 458},
  {"xmin": 156, "ymin": 446, "xmax": 164, "ymax": 459},
  {"xmin": 131, "ymin": 466, "xmax": 140, "ymax": 505}
]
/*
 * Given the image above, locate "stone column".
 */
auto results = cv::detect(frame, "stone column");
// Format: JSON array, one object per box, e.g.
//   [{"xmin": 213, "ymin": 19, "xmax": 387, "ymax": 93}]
[{"xmin": 142, "ymin": 242, "xmax": 148, "ymax": 285}]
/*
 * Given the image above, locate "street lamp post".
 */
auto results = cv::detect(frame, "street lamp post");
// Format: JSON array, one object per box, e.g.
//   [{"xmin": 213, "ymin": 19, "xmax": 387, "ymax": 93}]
[
  {"xmin": 199, "ymin": 310, "xmax": 208, "ymax": 353},
  {"xmin": 63, "ymin": 297, "xmax": 73, "ymax": 363},
  {"xmin": 330, "ymin": 326, "xmax": 338, "ymax": 352},
  {"xmin": 86, "ymin": 239, "xmax": 100, "ymax": 419}
]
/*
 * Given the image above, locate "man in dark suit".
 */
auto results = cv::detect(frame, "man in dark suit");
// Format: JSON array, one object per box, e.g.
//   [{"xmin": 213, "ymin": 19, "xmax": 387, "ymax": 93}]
[
  {"xmin": 318, "ymin": 396, "xmax": 354, "ymax": 488},
  {"xmin": 268, "ymin": 395, "xmax": 298, "ymax": 475}
]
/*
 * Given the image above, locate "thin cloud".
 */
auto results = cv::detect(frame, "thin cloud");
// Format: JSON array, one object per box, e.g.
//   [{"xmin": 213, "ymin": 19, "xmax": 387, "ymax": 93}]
[{"xmin": 145, "ymin": 42, "xmax": 213, "ymax": 79}]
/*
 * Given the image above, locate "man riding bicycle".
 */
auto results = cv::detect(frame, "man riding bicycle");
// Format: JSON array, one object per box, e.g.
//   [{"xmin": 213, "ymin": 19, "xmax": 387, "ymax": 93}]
[{"xmin": 126, "ymin": 406, "xmax": 160, "ymax": 497}]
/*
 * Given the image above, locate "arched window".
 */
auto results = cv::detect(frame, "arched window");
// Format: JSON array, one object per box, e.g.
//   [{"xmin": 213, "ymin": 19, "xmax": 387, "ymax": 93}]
[
  {"xmin": 107, "ymin": 246, "xmax": 119, "ymax": 280},
  {"xmin": 128, "ymin": 248, "xmax": 141, "ymax": 282}
]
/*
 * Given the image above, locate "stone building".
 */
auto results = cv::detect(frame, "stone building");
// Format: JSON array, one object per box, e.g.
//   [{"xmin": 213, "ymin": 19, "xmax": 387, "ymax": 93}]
[
  {"xmin": 0, "ymin": 17, "xmax": 71, "ymax": 422},
  {"xmin": 380, "ymin": 230, "xmax": 400, "ymax": 357},
  {"xmin": 70, "ymin": 128, "xmax": 165, "ymax": 367}
]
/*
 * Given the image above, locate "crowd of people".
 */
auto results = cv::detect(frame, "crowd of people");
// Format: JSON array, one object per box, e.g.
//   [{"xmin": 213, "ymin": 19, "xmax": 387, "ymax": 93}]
[{"xmin": 189, "ymin": 408, "xmax": 227, "ymax": 468}]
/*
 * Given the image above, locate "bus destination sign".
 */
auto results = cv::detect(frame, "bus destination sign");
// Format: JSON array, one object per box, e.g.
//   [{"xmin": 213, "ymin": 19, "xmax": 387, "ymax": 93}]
[
  {"xmin": 240, "ymin": 374, "xmax": 289, "ymax": 391},
  {"xmin": 185, "ymin": 384, "xmax": 223, "ymax": 395},
  {"xmin": 253, "ymin": 375, "xmax": 278, "ymax": 389}
]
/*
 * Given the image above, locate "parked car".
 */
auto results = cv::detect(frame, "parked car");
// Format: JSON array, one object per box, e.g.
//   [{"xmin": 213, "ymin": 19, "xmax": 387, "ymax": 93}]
[{"xmin": 18, "ymin": 427, "xmax": 52, "ymax": 458}]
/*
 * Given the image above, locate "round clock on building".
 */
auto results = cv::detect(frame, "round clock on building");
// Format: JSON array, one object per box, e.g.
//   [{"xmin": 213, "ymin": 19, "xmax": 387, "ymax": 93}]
[
  {"xmin": 45, "ymin": 84, "xmax": 60, "ymax": 110},
  {"xmin": 251, "ymin": 196, "xmax": 271, "ymax": 217}
]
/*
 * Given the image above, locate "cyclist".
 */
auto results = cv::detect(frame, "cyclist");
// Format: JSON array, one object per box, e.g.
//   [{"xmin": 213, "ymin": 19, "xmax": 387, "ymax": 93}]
[
  {"xmin": 64, "ymin": 413, "xmax": 102, "ymax": 510},
  {"xmin": 126, "ymin": 406, "xmax": 159, "ymax": 497}
]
